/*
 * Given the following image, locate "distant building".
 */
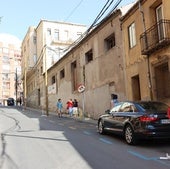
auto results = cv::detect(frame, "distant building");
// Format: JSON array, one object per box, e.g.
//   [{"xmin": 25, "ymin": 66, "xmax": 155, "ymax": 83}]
[
  {"xmin": 21, "ymin": 2, "xmax": 135, "ymax": 117},
  {"xmin": 0, "ymin": 33, "xmax": 22, "ymax": 105},
  {"xmin": 21, "ymin": 20, "xmax": 87, "ymax": 109},
  {"xmin": 21, "ymin": 0, "xmax": 170, "ymax": 118}
]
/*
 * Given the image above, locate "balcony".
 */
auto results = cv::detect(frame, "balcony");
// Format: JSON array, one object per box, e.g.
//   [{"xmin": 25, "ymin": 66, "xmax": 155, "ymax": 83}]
[{"xmin": 140, "ymin": 19, "xmax": 170, "ymax": 55}]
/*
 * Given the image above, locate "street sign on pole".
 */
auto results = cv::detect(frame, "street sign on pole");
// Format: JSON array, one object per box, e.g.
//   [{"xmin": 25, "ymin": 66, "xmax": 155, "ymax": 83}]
[
  {"xmin": 77, "ymin": 84, "xmax": 85, "ymax": 119},
  {"xmin": 77, "ymin": 84, "xmax": 85, "ymax": 93}
]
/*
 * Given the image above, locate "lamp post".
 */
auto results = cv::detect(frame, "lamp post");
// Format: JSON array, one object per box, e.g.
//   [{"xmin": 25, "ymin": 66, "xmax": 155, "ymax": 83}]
[
  {"xmin": 43, "ymin": 45, "xmax": 62, "ymax": 116},
  {"xmin": 44, "ymin": 45, "xmax": 49, "ymax": 116},
  {"xmin": 24, "ymin": 67, "xmax": 27, "ymax": 109},
  {"xmin": 39, "ymin": 44, "xmax": 62, "ymax": 116}
]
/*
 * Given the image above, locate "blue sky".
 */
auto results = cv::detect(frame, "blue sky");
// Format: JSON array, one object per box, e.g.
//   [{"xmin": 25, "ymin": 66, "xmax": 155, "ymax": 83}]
[{"xmin": 0, "ymin": 0, "xmax": 135, "ymax": 40}]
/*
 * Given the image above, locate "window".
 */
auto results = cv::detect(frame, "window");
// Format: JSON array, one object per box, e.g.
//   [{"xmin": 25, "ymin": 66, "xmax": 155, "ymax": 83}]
[
  {"xmin": 71, "ymin": 61, "xmax": 77, "ymax": 91},
  {"xmin": 156, "ymin": 5, "xmax": 163, "ymax": 22},
  {"xmin": 51, "ymin": 75, "xmax": 55, "ymax": 84},
  {"xmin": 60, "ymin": 69, "xmax": 65, "ymax": 79},
  {"xmin": 2, "ymin": 56, "xmax": 10, "ymax": 64},
  {"xmin": 54, "ymin": 29, "xmax": 59, "ymax": 41},
  {"xmin": 128, "ymin": 22, "xmax": 136, "ymax": 48},
  {"xmin": 105, "ymin": 33, "xmax": 115, "ymax": 51},
  {"xmin": 33, "ymin": 36, "xmax": 36, "ymax": 44},
  {"xmin": 2, "ymin": 73, "xmax": 9, "ymax": 81},
  {"xmin": 156, "ymin": 5, "xmax": 164, "ymax": 41},
  {"xmin": 85, "ymin": 49, "xmax": 93, "ymax": 64},
  {"xmin": 47, "ymin": 28, "xmax": 51, "ymax": 36}
]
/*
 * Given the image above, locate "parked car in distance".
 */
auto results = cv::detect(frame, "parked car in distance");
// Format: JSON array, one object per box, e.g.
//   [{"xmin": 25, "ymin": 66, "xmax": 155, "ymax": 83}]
[
  {"xmin": 98, "ymin": 101, "xmax": 170, "ymax": 145},
  {"xmin": 7, "ymin": 98, "xmax": 15, "ymax": 106}
]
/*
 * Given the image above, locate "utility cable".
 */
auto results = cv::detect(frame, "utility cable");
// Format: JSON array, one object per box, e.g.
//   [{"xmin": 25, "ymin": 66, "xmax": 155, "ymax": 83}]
[
  {"xmin": 63, "ymin": 0, "xmax": 114, "ymax": 52},
  {"xmin": 64, "ymin": 0, "xmax": 121, "ymax": 52},
  {"xmin": 93, "ymin": 0, "xmax": 123, "ymax": 27},
  {"xmin": 107, "ymin": 0, "xmax": 123, "ymax": 16},
  {"xmin": 87, "ymin": 0, "xmax": 114, "ymax": 32},
  {"xmin": 64, "ymin": 0, "xmax": 84, "ymax": 22}
]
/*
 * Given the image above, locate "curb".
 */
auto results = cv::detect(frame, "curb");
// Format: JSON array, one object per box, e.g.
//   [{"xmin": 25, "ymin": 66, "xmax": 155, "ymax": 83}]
[{"xmin": 21, "ymin": 106, "xmax": 97, "ymax": 125}]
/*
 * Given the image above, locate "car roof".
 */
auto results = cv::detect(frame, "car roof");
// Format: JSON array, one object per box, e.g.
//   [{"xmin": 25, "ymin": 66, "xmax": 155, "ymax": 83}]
[{"xmin": 121, "ymin": 100, "xmax": 167, "ymax": 104}]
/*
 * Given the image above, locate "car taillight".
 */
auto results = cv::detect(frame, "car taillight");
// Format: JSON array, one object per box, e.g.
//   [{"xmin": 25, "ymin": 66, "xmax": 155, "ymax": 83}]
[
  {"xmin": 140, "ymin": 115, "xmax": 158, "ymax": 122},
  {"xmin": 167, "ymin": 108, "xmax": 170, "ymax": 119}
]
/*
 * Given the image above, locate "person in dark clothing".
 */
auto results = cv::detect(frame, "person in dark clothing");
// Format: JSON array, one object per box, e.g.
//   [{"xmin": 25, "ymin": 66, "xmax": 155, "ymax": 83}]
[
  {"xmin": 73, "ymin": 99, "xmax": 78, "ymax": 117},
  {"xmin": 110, "ymin": 94, "xmax": 118, "ymax": 108}
]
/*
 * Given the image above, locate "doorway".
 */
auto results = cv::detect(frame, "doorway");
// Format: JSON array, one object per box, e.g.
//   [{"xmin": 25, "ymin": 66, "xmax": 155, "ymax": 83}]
[
  {"xmin": 155, "ymin": 62, "xmax": 170, "ymax": 99},
  {"xmin": 131, "ymin": 75, "xmax": 141, "ymax": 101},
  {"xmin": 38, "ymin": 89, "xmax": 40, "ymax": 106}
]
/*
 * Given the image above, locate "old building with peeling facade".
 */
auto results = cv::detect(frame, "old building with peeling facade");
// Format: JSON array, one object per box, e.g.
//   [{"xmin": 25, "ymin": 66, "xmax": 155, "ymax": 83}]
[{"xmin": 21, "ymin": 0, "xmax": 170, "ymax": 119}]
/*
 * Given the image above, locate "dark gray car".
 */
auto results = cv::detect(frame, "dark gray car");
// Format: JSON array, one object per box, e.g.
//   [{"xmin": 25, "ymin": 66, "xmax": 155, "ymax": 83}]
[
  {"xmin": 7, "ymin": 98, "xmax": 14, "ymax": 106},
  {"xmin": 98, "ymin": 101, "xmax": 170, "ymax": 145}
]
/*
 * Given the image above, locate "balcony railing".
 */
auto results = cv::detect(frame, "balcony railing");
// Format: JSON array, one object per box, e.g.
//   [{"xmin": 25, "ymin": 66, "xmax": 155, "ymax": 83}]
[{"xmin": 140, "ymin": 19, "xmax": 170, "ymax": 55}]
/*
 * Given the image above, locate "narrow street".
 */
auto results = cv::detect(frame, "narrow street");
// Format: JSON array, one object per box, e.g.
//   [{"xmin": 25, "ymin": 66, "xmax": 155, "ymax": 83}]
[{"xmin": 0, "ymin": 106, "xmax": 170, "ymax": 169}]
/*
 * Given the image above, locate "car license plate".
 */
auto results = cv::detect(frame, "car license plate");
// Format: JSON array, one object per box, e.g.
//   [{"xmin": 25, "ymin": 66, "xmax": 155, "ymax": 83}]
[{"xmin": 161, "ymin": 119, "xmax": 170, "ymax": 124}]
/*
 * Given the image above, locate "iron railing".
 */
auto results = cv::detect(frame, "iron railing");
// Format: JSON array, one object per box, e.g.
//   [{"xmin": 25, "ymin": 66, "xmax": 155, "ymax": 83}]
[{"xmin": 140, "ymin": 19, "xmax": 170, "ymax": 55}]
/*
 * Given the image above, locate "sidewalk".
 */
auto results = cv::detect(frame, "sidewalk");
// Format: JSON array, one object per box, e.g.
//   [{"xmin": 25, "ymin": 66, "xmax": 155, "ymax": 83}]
[{"xmin": 20, "ymin": 106, "xmax": 97, "ymax": 125}]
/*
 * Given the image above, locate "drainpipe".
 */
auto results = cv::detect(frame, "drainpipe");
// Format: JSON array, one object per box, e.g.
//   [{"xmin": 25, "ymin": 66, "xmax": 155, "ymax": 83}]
[{"xmin": 139, "ymin": 0, "xmax": 153, "ymax": 100}]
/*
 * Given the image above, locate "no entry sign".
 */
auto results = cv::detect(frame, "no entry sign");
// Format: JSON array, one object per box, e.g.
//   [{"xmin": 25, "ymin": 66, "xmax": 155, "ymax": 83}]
[{"xmin": 78, "ymin": 84, "xmax": 85, "ymax": 93}]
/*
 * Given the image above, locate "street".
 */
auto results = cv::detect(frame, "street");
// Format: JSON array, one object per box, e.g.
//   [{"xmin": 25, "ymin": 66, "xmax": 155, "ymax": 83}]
[{"xmin": 0, "ymin": 107, "xmax": 170, "ymax": 169}]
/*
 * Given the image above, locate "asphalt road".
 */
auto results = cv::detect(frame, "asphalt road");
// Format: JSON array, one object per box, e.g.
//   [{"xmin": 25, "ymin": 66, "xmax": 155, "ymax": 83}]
[{"xmin": 0, "ymin": 106, "xmax": 170, "ymax": 169}]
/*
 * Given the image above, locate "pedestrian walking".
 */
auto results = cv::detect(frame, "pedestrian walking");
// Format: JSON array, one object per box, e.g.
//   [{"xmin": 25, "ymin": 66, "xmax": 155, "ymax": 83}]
[
  {"xmin": 110, "ymin": 94, "xmax": 118, "ymax": 109},
  {"xmin": 73, "ymin": 99, "xmax": 78, "ymax": 117},
  {"xmin": 19, "ymin": 97, "xmax": 22, "ymax": 106},
  {"xmin": 56, "ymin": 98, "xmax": 63, "ymax": 118},
  {"xmin": 66, "ymin": 99, "xmax": 73, "ymax": 116}
]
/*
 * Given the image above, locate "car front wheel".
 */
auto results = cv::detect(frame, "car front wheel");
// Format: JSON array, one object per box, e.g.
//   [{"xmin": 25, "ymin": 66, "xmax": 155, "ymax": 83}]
[
  {"xmin": 124, "ymin": 125, "xmax": 136, "ymax": 145},
  {"xmin": 98, "ymin": 120, "xmax": 105, "ymax": 134}
]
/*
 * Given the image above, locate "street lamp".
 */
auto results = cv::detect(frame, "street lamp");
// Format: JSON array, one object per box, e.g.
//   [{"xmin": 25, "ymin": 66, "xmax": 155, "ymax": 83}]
[
  {"xmin": 44, "ymin": 44, "xmax": 49, "ymax": 116},
  {"xmin": 38, "ymin": 44, "xmax": 49, "ymax": 116},
  {"xmin": 42, "ymin": 45, "xmax": 62, "ymax": 116},
  {"xmin": 15, "ymin": 68, "xmax": 18, "ymax": 105},
  {"xmin": 36, "ymin": 44, "xmax": 63, "ymax": 116}
]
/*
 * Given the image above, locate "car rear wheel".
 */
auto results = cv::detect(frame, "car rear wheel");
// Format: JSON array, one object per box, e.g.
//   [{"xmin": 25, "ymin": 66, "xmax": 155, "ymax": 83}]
[
  {"xmin": 124, "ymin": 125, "xmax": 136, "ymax": 145},
  {"xmin": 98, "ymin": 120, "xmax": 105, "ymax": 134}
]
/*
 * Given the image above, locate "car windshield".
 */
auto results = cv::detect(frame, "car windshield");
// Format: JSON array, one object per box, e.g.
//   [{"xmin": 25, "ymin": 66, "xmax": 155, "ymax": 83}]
[
  {"xmin": 110, "ymin": 102, "xmax": 123, "ymax": 112},
  {"xmin": 137, "ymin": 102, "xmax": 169, "ymax": 112},
  {"xmin": 8, "ymin": 98, "xmax": 14, "ymax": 100}
]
